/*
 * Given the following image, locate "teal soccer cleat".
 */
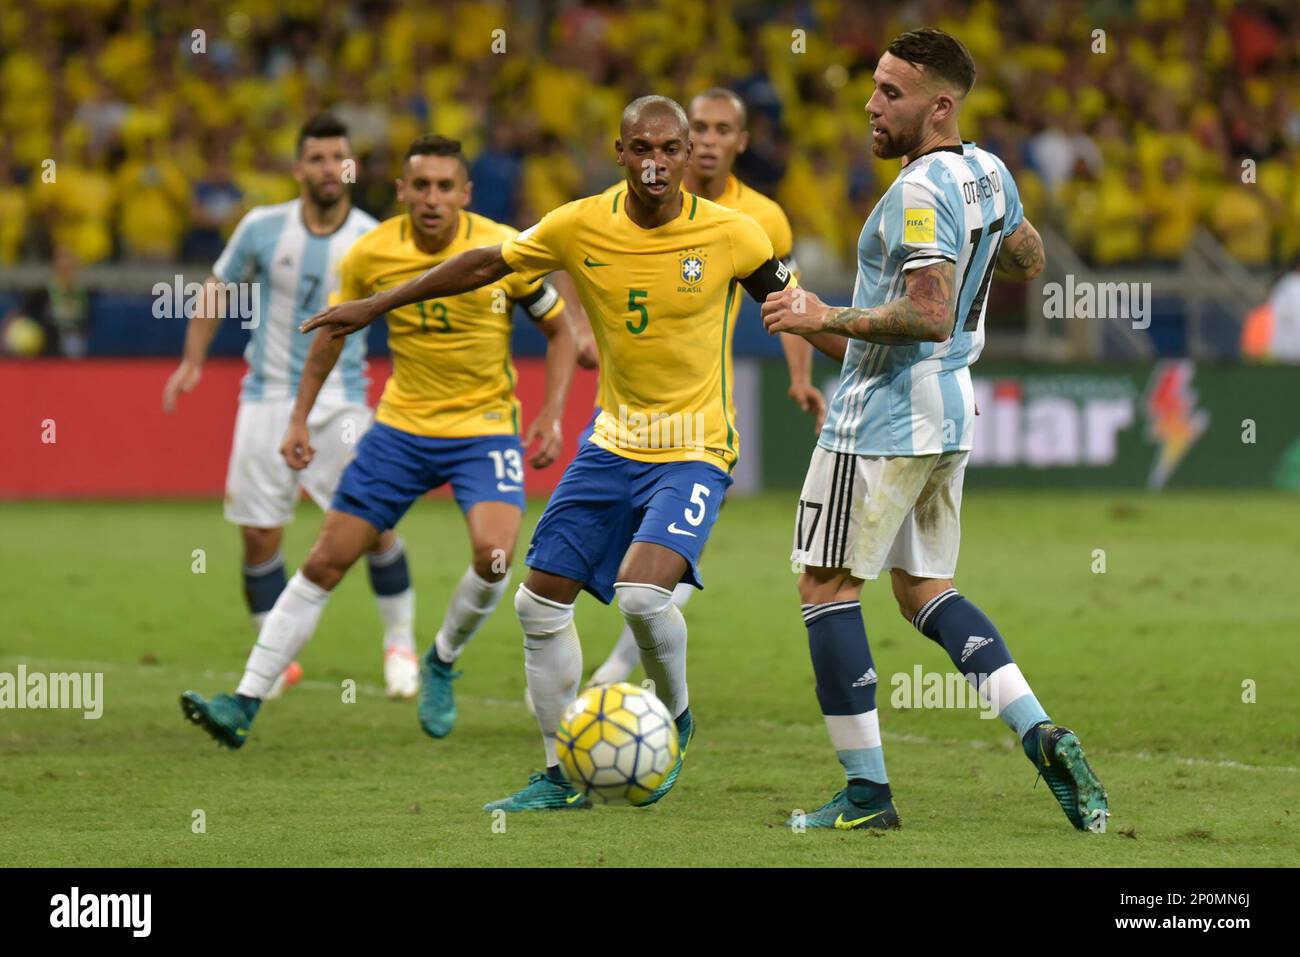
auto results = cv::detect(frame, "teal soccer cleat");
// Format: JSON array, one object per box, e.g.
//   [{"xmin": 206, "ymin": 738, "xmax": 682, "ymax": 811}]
[
  {"xmin": 180, "ymin": 691, "xmax": 254, "ymax": 749},
  {"xmin": 483, "ymin": 771, "xmax": 592, "ymax": 812},
  {"xmin": 633, "ymin": 709, "xmax": 695, "ymax": 808},
  {"xmin": 785, "ymin": 780, "xmax": 901, "ymax": 830},
  {"xmin": 417, "ymin": 653, "xmax": 461, "ymax": 739},
  {"xmin": 1023, "ymin": 722, "xmax": 1109, "ymax": 833}
]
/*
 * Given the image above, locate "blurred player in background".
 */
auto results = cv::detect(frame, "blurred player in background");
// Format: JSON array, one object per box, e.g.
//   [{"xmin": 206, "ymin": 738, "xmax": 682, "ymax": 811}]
[
  {"xmin": 583, "ymin": 87, "xmax": 840, "ymax": 690},
  {"xmin": 179, "ymin": 135, "xmax": 577, "ymax": 748},
  {"xmin": 304, "ymin": 96, "xmax": 800, "ymax": 811},
  {"xmin": 764, "ymin": 29, "xmax": 1109, "ymax": 832},
  {"xmin": 162, "ymin": 114, "xmax": 419, "ymax": 699}
]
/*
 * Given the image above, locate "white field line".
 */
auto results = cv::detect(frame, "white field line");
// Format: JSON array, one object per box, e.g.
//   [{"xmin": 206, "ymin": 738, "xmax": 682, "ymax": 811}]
[{"xmin": 5, "ymin": 655, "xmax": 1297, "ymax": 775}]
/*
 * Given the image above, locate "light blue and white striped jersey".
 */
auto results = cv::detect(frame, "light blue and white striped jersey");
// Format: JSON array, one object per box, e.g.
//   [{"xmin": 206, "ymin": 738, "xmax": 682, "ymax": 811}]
[
  {"xmin": 821, "ymin": 142, "xmax": 1023, "ymax": 456},
  {"xmin": 213, "ymin": 199, "xmax": 378, "ymax": 404}
]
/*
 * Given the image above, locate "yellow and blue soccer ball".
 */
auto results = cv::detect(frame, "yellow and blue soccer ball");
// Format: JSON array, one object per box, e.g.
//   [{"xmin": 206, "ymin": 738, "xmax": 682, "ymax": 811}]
[{"xmin": 556, "ymin": 682, "xmax": 680, "ymax": 805}]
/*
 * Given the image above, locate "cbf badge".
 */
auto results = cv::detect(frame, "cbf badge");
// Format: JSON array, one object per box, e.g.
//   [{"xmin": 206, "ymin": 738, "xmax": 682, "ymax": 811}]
[{"xmin": 678, "ymin": 248, "xmax": 707, "ymax": 290}]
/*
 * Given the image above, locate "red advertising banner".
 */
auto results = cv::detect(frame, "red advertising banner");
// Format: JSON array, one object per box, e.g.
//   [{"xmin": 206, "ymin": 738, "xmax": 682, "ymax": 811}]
[{"xmin": 0, "ymin": 359, "xmax": 599, "ymax": 498}]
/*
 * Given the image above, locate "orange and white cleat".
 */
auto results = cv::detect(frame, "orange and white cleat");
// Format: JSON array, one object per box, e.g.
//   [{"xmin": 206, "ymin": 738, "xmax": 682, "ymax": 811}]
[{"xmin": 384, "ymin": 646, "xmax": 420, "ymax": 700}]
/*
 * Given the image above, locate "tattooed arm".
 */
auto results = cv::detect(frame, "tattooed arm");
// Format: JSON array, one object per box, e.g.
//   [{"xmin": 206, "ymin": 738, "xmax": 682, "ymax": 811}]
[
  {"xmin": 995, "ymin": 217, "xmax": 1045, "ymax": 282},
  {"xmin": 761, "ymin": 261, "xmax": 955, "ymax": 345}
]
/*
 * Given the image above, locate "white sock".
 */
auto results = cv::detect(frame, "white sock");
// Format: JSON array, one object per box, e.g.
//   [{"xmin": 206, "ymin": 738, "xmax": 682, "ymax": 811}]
[
  {"xmin": 433, "ymin": 566, "xmax": 509, "ymax": 663},
  {"xmin": 592, "ymin": 580, "xmax": 695, "ymax": 685},
  {"xmin": 515, "ymin": 584, "xmax": 582, "ymax": 766},
  {"xmin": 368, "ymin": 538, "xmax": 415, "ymax": 653},
  {"xmin": 237, "ymin": 572, "xmax": 329, "ymax": 698},
  {"xmin": 376, "ymin": 591, "xmax": 416, "ymax": 654},
  {"xmin": 251, "ymin": 611, "xmax": 269, "ymax": 633},
  {"xmin": 615, "ymin": 581, "xmax": 688, "ymax": 719}
]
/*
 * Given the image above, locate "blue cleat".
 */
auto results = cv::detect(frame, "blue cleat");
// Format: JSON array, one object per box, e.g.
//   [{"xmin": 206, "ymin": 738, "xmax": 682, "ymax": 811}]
[
  {"xmin": 418, "ymin": 652, "xmax": 461, "ymax": 739},
  {"xmin": 483, "ymin": 771, "xmax": 592, "ymax": 812},
  {"xmin": 633, "ymin": 709, "xmax": 694, "ymax": 807},
  {"xmin": 785, "ymin": 780, "xmax": 901, "ymax": 830},
  {"xmin": 180, "ymin": 691, "xmax": 254, "ymax": 750},
  {"xmin": 1023, "ymin": 722, "xmax": 1109, "ymax": 833}
]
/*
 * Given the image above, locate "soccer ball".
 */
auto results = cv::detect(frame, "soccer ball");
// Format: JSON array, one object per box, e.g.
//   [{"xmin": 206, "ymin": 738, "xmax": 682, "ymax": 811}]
[{"xmin": 556, "ymin": 682, "xmax": 680, "ymax": 805}]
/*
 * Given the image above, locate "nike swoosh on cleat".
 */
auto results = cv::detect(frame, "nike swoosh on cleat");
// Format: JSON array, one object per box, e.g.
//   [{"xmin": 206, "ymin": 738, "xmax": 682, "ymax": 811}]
[
  {"xmin": 565, "ymin": 793, "xmax": 584, "ymax": 804},
  {"xmin": 834, "ymin": 810, "xmax": 887, "ymax": 829},
  {"xmin": 666, "ymin": 522, "xmax": 697, "ymax": 537},
  {"xmin": 583, "ymin": 255, "xmax": 609, "ymax": 268}
]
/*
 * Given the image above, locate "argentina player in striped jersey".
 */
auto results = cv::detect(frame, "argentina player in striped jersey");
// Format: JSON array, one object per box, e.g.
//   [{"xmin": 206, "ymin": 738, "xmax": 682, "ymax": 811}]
[
  {"xmin": 762, "ymin": 29, "xmax": 1108, "ymax": 833},
  {"xmin": 165, "ymin": 115, "xmax": 422, "ymax": 702}
]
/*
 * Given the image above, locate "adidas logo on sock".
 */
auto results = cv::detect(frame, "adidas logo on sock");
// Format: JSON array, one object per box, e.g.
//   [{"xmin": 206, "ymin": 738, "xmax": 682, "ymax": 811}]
[
  {"xmin": 960, "ymin": 635, "xmax": 993, "ymax": 663},
  {"xmin": 852, "ymin": 668, "xmax": 877, "ymax": 688}
]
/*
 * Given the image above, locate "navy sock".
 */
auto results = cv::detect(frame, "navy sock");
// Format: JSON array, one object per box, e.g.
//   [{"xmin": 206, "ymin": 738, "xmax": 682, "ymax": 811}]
[
  {"xmin": 802, "ymin": 601, "xmax": 888, "ymax": 784},
  {"xmin": 847, "ymin": 777, "xmax": 893, "ymax": 806},
  {"xmin": 912, "ymin": 589, "xmax": 1013, "ymax": 678},
  {"xmin": 367, "ymin": 539, "xmax": 410, "ymax": 596},
  {"xmin": 913, "ymin": 589, "xmax": 1050, "ymax": 737},
  {"xmin": 804, "ymin": 602, "xmax": 877, "ymax": 714},
  {"xmin": 243, "ymin": 553, "xmax": 287, "ymax": 615},
  {"xmin": 545, "ymin": 764, "xmax": 567, "ymax": 784}
]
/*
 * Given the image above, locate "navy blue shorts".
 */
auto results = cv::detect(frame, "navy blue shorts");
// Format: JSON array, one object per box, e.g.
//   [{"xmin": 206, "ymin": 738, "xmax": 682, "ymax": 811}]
[
  {"xmin": 526, "ymin": 442, "xmax": 733, "ymax": 604},
  {"xmin": 332, "ymin": 422, "xmax": 526, "ymax": 532}
]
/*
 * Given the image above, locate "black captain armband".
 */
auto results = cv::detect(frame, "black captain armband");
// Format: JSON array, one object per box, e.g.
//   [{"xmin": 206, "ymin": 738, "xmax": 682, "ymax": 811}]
[
  {"xmin": 739, "ymin": 257, "xmax": 793, "ymax": 301},
  {"xmin": 516, "ymin": 280, "xmax": 561, "ymax": 320}
]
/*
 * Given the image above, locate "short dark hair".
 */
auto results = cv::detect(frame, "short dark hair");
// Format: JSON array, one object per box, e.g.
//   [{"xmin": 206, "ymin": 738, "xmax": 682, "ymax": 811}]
[
  {"xmin": 886, "ymin": 28, "xmax": 976, "ymax": 96},
  {"xmin": 620, "ymin": 95, "xmax": 689, "ymax": 139},
  {"xmin": 689, "ymin": 87, "xmax": 748, "ymax": 130},
  {"xmin": 297, "ymin": 113, "xmax": 349, "ymax": 156},
  {"xmin": 406, "ymin": 134, "xmax": 469, "ymax": 175}
]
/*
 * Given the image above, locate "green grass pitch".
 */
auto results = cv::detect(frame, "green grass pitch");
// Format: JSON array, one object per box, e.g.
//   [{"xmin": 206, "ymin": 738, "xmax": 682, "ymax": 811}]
[{"xmin": 1, "ymin": 492, "xmax": 1296, "ymax": 867}]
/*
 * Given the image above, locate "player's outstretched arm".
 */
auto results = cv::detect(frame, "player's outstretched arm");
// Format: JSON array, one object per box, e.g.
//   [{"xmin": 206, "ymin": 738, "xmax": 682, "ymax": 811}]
[
  {"xmin": 523, "ymin": 305, "xmax": 578, "ymax": 469},
  {"xmin": 279, "ymin": 329, "xmax": 345, "ymax": 470},
  {"xmin": 301, "ymin": 244, "xmax": 513, "ymax": 340},
  {"xmin": 761, "ymin": 262, "xmax": 955, "ymax": 346},
  {"xmin": 162, "ymin": 274, "xmax": 223, "ymax": 412},
  {"xmin": 995, "ymin": 217, "xmax": 1046, "ymax": 282}
]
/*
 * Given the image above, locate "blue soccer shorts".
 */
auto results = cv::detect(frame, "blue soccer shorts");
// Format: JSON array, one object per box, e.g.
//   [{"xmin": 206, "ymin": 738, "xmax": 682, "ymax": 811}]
[
  {"xmin": 332, "ymin": 421, "xmax": 526, "ymax": 532},
  {"xmin": 525, "ymin": 442, "xmax": 733, "ymax": 604}
]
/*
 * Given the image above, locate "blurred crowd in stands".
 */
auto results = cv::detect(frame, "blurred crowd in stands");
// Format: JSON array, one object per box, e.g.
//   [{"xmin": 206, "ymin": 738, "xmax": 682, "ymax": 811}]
[{"xmin": 1, "ymin": 0, "xmax": 1298, "ymax": 281}]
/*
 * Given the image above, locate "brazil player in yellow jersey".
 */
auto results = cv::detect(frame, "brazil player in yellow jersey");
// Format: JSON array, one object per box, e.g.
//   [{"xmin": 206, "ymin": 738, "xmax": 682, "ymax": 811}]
[
  {"xmin": 179, "ymin": 135, "xmax": 577, "ymax": 749},
  {"xmin": 305, "ymin": 96, "xmax": 798, "ymax": 810},
  {"xmin": 583, "ymin": 87, "xmax": 843, "ymax": 691}
]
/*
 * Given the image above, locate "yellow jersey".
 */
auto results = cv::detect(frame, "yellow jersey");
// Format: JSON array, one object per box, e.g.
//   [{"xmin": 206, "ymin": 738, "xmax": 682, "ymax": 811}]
[
  {"xmin": 601, "ymin": 174, "xmax": 795, "ymax": 262},
  {"xmin": 501, "ymin": 188, "xmax": 793, "ymax": 470},
  {"xmin": 337, "ymin": 211, "xmax": 565, "ymax": 437}
]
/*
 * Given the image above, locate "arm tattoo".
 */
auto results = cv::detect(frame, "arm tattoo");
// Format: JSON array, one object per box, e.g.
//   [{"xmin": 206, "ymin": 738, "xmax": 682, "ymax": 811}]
[
  {"xmin": 821, "ymin": 262, "xmax": 954, "ymax": 344},
  {"xmin": 1009, "ymin": 231, "xmax": 1044, "ymax": 273}
]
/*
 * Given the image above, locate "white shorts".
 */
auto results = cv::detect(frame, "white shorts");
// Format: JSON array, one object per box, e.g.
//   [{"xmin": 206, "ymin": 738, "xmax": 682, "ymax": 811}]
[
  {"xmin": 223, "ymin": 399, "xmax": 373, "ymax": 528},
  {"xmin": 790, "ymin": 446, "xmax": 969, "ymax": 581}
]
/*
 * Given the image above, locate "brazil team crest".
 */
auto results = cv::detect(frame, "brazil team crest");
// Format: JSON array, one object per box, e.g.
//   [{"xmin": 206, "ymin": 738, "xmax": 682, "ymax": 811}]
[{"xmin": 678, "ymin": 248, "xmax": 707, "ymax": 290}]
